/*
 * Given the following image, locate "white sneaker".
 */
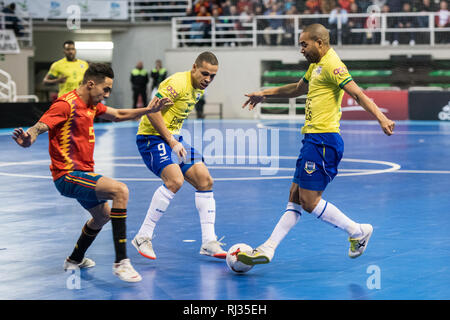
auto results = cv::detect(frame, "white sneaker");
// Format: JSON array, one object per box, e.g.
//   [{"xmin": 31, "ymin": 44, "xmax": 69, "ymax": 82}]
[
  {"xmin": 409, "ymin": 39, "xmax": 415, "ymax": 46},
  {"xmin": 348, "ymin": 224, "xmax": 373, "ymax": 259},
  {"xmin": 63, "ymin": 257, "xmax": 95, "ymax": 271},
  {"xmin": 199, "ymin": 237, "xmax": 227, "ymax": 259},
  {"xmin": 392, "ymin": 40, "xmax": 399, "ymax": 46},
  {"xmin": 132, "ymin": 235, "xmax": 156, "ymax": 260},
  {"xmin": 112, "ymin": 258, "xmax": 142, "ymax": 282},
  {"xmin": 236, "ymin": 245, "xmax": 274, "ymax": 265}
]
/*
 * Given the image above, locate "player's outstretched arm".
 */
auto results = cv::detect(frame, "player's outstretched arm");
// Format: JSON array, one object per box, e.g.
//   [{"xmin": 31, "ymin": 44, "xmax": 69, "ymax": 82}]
[
  {"xmin": 12, "ymin": 122, "xmax": 49, "ymax": 148},
  {"xmin": 243, "ymin": 79, "xmax": 308, "ymax": 111},
  {"xmin": 343, "ymin": 81, "xmax": 395, "ymax": 136},
  {"xmin": 100, "ymin": 96, "xmax": 173, "ymax": 122}
]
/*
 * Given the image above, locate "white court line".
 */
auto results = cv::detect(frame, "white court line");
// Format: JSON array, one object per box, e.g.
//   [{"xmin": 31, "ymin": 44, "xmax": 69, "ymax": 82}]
[
  {"xmin": 256, "ymin": 122, "xmax": 450, "ymax": 135},
  {"xmin": 1, "ymin": 157, "xmax": 448, "ymax": 182}
]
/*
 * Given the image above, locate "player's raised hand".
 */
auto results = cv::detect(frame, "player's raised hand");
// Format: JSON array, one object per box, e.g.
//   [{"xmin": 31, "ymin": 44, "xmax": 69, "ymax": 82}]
[
  {"xmin": 243, "ymin": 92, "xmax": 265, "ymax": 111},
  {"xmin": 380, "ymin": 118, "xmax": 395, "ymax": 136},
  {"xmin": 12, "ymin": 128, "xmax": 32, "ymax": 148},
  {"xmin": 147, "ymin": 96, "xmax": 173, "ymax": 113}
]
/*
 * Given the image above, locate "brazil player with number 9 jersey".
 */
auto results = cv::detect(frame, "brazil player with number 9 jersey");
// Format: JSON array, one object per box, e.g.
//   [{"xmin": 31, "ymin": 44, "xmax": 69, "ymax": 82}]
[
  {"xmin": 237, "ymin": 24, "xmax": 395, "ymax": 267},
  {"xmin": 133, "ymin": 52, "xmax": 228, "ymax": 261}
]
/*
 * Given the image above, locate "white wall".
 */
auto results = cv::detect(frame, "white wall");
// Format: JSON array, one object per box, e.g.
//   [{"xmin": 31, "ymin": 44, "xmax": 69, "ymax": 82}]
[
  {"xmin": 109, "ymin": 25, "xmax": 172, "ymax": 108},
  {"xmin": 0, "ymin": 48, "xmax": 34, "ymax": 96}
]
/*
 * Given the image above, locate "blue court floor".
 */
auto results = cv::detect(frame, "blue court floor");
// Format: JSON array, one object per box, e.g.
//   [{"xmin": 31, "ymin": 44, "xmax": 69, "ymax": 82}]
[{"xmin": 0, "ymin": 119, "xmax": 449, "ymax": 300}]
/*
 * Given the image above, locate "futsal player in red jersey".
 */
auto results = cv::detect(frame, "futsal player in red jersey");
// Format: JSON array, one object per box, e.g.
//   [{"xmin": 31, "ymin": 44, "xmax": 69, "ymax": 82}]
[{"xmin": 12, "ymin": 63, "xmax": 172, "ymax": 282}]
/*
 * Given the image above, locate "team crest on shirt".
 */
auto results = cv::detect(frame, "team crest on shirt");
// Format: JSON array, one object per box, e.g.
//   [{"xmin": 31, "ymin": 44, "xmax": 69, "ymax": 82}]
[
  {"xmin": 195, "ymin": 92, "xmax": 202, "ymax": 101},
  {"xmin": 304, "ymin": 161, "xmax": 316, "ymax": 175},
  {"xmin": 315, "ymin": 66, "xmax": 322, "ymax": 75}
]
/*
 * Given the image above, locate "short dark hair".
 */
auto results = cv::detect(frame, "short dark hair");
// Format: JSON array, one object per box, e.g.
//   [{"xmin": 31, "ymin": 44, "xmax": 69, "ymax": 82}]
[
  {"xmin": 195, "ymin": 51, "xmax": 219, "ymax": 67},
  {"xmin": 82, "ymin": 63, "xmax": 114, "ymax": 84},
  {"xmin": 63, "ymin": 40, "xmax": 75, "ymax": 48}
]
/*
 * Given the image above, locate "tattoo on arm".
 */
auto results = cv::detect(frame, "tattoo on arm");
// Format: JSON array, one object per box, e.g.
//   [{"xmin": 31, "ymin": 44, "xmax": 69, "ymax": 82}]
[{"xmin": 28, "ymin": 122, "xmax": 49, "ymax": 140}]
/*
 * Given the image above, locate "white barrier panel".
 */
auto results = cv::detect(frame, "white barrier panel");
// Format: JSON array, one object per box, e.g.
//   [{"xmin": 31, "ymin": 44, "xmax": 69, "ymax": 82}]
[{"xmin": 22, "ymin": 0, "xmax": 128, "ymax": 20}]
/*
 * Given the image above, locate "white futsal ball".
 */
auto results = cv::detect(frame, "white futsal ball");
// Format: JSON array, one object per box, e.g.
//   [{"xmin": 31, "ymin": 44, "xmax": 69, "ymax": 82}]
[{"xmin": 226, "ymin": 243, "xmax": 254, "ymax": 273}]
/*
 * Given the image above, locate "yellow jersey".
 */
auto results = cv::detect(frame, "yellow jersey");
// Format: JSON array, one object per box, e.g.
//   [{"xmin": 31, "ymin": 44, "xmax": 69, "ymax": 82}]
[
  {"xmin": 48, "ymin": 57, "xmax": 89, "ymax": 97},
  {"xmin": 302, "ymin": 48, "xmax": 352, "ymax": 134},
  {"xmin": 137, "ymin": 71, "xmax": 204, "ymax": 136}
]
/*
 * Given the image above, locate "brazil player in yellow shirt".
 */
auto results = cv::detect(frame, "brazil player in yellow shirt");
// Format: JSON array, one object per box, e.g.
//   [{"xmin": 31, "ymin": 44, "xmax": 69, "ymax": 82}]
[
  {"xmin": 133, "ymin": 52, "xmax": 227, "ymax": 260},
  {"xmin": 238, "ymin": 23, "xmax": 395, "ymax": 266},
  {"xmin": 43, "ymin": 40, "xmax": 89, "ymax": 97}
]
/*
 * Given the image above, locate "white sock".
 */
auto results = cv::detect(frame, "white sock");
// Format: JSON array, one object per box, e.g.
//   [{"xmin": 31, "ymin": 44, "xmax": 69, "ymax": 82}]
[
  {"xmin": 262, "ymin": 202, "xmax": 302, "ymax": 250},
  {"xmin": 195, "ymin": 190, "xmax": 217, "ymax": 244},
  {"xmin": 310, "ymin": 199, "xmax": 361, "ymax": 237},
  {"xmin": 138, "ymin": 185, "xmax": 174, "ymax": 239}
]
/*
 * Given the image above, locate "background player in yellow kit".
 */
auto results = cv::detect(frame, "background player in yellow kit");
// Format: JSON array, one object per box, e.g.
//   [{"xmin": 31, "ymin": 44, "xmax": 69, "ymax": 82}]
[
  {"xmin": 238, "ymin": 24, "xmax": 395, "ymax": 266},
  {"xmin": 133, "ymin": 51, "xmax": 227, "ymax": 260},
  {"xmin": 43, "ymin": 40, "xmax": 89, "ymax": 97}
]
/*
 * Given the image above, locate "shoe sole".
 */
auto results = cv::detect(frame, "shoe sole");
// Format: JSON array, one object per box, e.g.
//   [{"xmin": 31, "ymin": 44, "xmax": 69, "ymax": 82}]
[
  {"xmin": 132, "ymin": 239, "xmax": 156, "ymax": 260},
  {"xmin": 349, "ymin": 225, "xmax": 373, "ymax": 259},
  {"xmin": 236, "ymin": 252, "xmax": 270, "ymax": 265},
  {"xmin": 113, "ymin": 271, "xmax": 142, "ymax": 282},
  {"xmin": 63, "ymin": 258, "xmax": 95, "ymax": 271},
  {"xmin": 199, "ymin": 251, "xmax": 227, "ymax": 259}
]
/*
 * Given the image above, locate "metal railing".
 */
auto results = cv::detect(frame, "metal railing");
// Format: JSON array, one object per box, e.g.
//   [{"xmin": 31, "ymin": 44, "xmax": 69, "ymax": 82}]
[
  {"xmin": 129, "ymin": 0, "xmax": 191, "ymax": 21},
  {"xmin": 172, "ymin": 12, "xmax": 450, "ymax": 48},
  {"xmin": 0, "ymin": 69, "xmax": 39, "ymax": 102},
  {"xmin": 0, "ymin": 12, "xmax": 33, "ymax": 47}
]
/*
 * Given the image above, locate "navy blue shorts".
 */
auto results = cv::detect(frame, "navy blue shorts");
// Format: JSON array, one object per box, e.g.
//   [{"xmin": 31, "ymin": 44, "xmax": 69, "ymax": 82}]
[
  {"xmin": 293, "ymin": 133, "xmax": 344, "ymax": 191},
  {"xmin": 54, "ymin": 171, "xmax": 106, "ymax": 210},
  {"xmin": 136, "ymin": 134, "xmax": 204, "ymax": 177}
]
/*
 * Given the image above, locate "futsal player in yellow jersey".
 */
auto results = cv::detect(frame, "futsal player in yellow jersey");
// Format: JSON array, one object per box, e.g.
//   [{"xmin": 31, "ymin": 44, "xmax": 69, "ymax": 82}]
[
  {"xmin": 133, "ymin": 52, "xmax": 228, "ymax": 260},
  {"xmin": 238, "ymin": 24, "xmax": 395, "ymax": 266},
  {"xmin": 43, "ymin": 40, "xmax": 89, "ymax": 97}
]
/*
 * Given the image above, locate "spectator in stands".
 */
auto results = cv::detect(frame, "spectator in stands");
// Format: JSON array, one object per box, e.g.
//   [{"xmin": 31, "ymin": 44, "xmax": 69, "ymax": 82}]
[
  {"xmin": 305, "ymin": 0, "xmax": 321, "ymax": 13},
  {"xmin": 415, "ymin": 0, "xmax": 436, "ymax": 28},
  {"xmin": 283, "ymin": 5, "xmax": 299, "ymax": 45},
  {"xmin": 194, "ymin": 0, "xmax": 211, "ymax": 14},
  {"xmin": 2, "ymin": 3, "xmax": 23, "ymax": 37},
  {"xmin": 130, "ymin": 61, "xmax": 149, "ymax": 109},
  {"xmin": 338, "ymin": 0, "xmax": 354, "ymax": 12},
  {"xmin": 255, "ymin": 4, "xmax": 268, "ymax": 45},
  {"xmin": 220, "ymin": 0, "xmax": 231, "ymax": 16},
  {"xmin": 381, "ymin": 3, "xmax": 396, "ymax": 45},
  {"xmin": 150, "ymin": 60, "xmax": 167, "ymax": 99},
  {"xmin": 357, "ymin": 0, "xmax": 372, "ymax": 12},
  {"xmin": 387, "ymin": 0, "xmax": 403, "ymax": 12},
  {"xmin": 392, "ymin": 2, "xmax": 417, "ymax": 45},
  {"xmin": 435, "ymin": 0, "xmax": 449, "ymax": 43},
  {"xmin": 264, "ymin": 2, "xmax": 284, "ymax": 45},
  {"xmin": 347, "ymin": 2, "xmax": 365, "ymax": 44},
  {"xmin": 328, "ymin": 1, "xmax": 349, "ymax": 44},
  {"xmin": 179, "ymin": 6, "xmax": 196, "ymax": 47}
]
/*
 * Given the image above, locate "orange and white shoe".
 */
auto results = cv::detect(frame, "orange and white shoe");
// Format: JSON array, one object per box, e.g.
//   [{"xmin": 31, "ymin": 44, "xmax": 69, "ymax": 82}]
[
  {"xmin": 132, "ymin": 235, "xmax": 156, "ymax": 260},
  {"xmin": 199, "ymin": 237, "xmax": 227, "ymax": 259},
  {"xmin": 113, "ymin": 258, "xmax": 142, "ymax": 282}
]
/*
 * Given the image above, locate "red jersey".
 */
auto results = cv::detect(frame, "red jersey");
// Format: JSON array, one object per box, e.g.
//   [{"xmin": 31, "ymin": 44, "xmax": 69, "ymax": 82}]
[{"xmin": 39, "ymin": 90, "xmax": 107, "ymax": 180}]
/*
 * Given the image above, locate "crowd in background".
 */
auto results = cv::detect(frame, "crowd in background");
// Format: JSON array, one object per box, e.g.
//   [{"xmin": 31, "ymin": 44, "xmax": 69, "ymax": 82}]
[{"xmin": 177, "ymin": 0, "xmax": 449, "ymax": 45}]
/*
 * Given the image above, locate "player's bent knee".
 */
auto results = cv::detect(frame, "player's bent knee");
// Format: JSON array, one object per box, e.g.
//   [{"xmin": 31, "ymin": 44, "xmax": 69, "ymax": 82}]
[
  {"xmin": 114, "ymin": 182, "xmax": 129, "ymax": 202},
  {"xmin": 165, "ymin": 177, "xmax": 184, "ymax": 193},
  {"xmin": 197, "ymin": 175, "xmax": 213, "ymax": 191}
]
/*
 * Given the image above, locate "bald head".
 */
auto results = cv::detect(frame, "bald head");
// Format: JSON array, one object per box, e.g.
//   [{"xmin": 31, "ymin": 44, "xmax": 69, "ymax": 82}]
[
  {"xmin": 299, "ymin": 23, "xmax": 331, "ymax": 63},
  {"xmin": 302, "ymin": 23, "xmax": 330, "ymax": 46}
]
